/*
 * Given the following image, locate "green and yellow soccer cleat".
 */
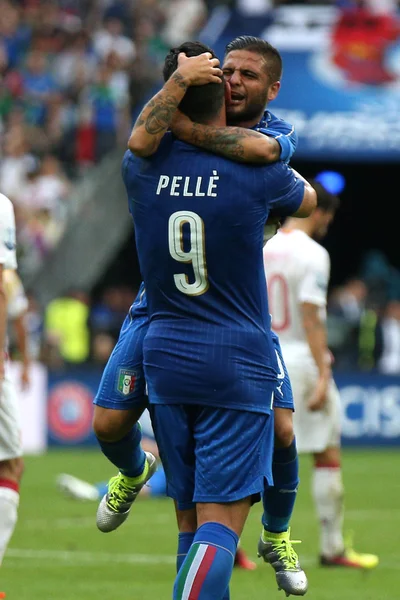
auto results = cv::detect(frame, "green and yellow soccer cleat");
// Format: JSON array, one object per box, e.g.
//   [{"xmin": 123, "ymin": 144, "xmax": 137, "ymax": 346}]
[
  {"xmin": 96, "ymin": 452, "xmax": 157, "ymax": 533},
  {"xmin": 258, "ymin": 528, "xmax": 308, "ymax": 597},
  {"xmin": 320, "ymin": 548, "xmax": 379, "ymax": 569},
  {"xmin": 320, "ymin": 532, "xmax": 378, "ymax": 569},
  {"xmin": 320, "ymin": 531, "xmax": 378, "ymax": 569}
]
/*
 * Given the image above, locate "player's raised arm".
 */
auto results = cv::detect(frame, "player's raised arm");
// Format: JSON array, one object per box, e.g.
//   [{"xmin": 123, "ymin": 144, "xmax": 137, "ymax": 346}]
[
  {"xmin": 128, "ymin": 52, "xmax": 222, "ymax": 157},
  {"xmin": 170, "ymin": 109, "xmax": 281, "ymax": 163}
]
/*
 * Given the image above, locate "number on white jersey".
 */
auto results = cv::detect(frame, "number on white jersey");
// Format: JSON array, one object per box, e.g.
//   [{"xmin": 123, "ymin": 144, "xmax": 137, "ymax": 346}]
[
  {"xmin": 168, "ymin": 211, "xmax": 209, "ymax": 296},
  {"xmin": 268, "ymin": 273, "xmax": 290, "ymax": 332}
]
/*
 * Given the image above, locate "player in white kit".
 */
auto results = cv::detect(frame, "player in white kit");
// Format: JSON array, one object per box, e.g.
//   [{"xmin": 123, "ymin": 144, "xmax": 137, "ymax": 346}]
[
  {"xmin": 0, "ymin": 193, "xmax": 26, "ymax": 587},
  {"xmin": 263, "ymin": 182, "xmax": 378, "ymax": 569}
]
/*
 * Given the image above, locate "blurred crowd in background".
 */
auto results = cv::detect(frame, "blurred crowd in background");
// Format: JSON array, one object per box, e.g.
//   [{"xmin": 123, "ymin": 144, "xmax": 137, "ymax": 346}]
[
  {"xmin": 8, "ymin": 248, "xmax": 400, "ymax": 376},
  {"xmin": 2, "ymin": 0, "xmax": 399, "ymax": 274},
  {"xmin": 0, "ymin": 0, "xmax": 210, "ymax": 273},
  {"xmin": 1, "ymin": 0, "xmax": 400, "ymax": 375}
]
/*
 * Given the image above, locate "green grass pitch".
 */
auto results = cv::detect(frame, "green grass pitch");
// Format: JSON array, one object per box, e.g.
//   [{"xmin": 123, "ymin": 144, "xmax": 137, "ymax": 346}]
[{"xmin": 1, "ymin": 448, "xmax": 398, "ymax": 599}]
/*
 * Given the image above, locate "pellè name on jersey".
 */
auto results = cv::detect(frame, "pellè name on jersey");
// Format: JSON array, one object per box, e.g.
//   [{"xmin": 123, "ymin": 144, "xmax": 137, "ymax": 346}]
[{"xmin": 156, "ymin": 171, "xmax": 219, "ymax": 197}]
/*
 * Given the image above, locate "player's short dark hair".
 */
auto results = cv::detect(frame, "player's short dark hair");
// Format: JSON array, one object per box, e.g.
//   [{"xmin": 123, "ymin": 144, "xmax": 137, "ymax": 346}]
[
  {"xmin": 310, "ymin": 180, "xmax": 340, "ymax": 212},
  {"xmin": 163, "ymin": 41, "xmax": 224, "ymax": 124},
  {"xmin": 225, "ymin": 36, "xmax": 283, "ymax": 83}
]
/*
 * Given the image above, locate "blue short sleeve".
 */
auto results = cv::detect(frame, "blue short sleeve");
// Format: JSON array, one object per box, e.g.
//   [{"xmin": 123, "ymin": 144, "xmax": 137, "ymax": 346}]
[
  {"xmin": 257, "ymin": 111, "xmax": 297, "ymax": 163},
  {"xmin": 265, "ymin": 163, "xmax": 305, "ymax": 217}
]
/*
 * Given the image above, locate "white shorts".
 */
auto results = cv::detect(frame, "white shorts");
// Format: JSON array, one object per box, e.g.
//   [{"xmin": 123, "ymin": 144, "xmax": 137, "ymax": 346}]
[
  {"xmin": 288, "ymin": 361, "xmax": 341, "ymax": 454},
  {"xmin": 0, "ymin": 375, "xmax": 22, "ymax": 461}
]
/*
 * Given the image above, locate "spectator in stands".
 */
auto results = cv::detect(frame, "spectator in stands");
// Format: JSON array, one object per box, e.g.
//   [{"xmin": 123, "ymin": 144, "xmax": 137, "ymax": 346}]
[
  {"xmin": 160, "ymin": 0, "xmax": 207, "ymax": 47},
  {"xmin": 0, "ymin": 125, "xmax": 36, "ymax": 201},
  {"xmin": 378, "ymin": 301, "xmax": 400, "ymax": 374},
  {"xmin": 21, "ymin": 50, "xmax": 60, "ymax": 127},
  {"xmin": 44, "ymin": 289, "xmax": 91, "ymax": 365},
  {"xmin": 93, "ymin": 14, "xmax": 136, "ymax": 67}
]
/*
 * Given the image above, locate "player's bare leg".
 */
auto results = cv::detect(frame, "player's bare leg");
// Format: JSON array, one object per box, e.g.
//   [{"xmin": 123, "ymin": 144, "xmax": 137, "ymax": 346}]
[
  {"xmin": 313, "ymin": 446, "xmax": 378, "ymax": 569},
  {"xmin": 93, "ymin": 405, "xmax": 156, "ymax": 532},
  {"xmin": 174, "ymin": 503, "xmax": 197, "ymax": 573},
  {"xmin": 259, "ymin": 408, "xmax": 308, "ymax": 596},
  {"xmin": 0, "ymin": 457, "xmax": 23, "ymax": 568}
]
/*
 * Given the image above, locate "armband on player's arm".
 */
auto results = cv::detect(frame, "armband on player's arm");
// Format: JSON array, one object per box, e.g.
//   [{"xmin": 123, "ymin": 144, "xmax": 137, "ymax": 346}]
[
  {"xmin": 128, "ymin": 53, "xmax": 222, "ymax": 157},
  {"xmin": 171, "ymin": 111, "xmax": 281, "ymax": 164}
]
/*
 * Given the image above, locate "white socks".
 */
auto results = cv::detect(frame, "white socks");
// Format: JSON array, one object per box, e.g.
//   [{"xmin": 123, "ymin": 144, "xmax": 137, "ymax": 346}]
[
  {"xmin": 312, "ymin": 466, "xmax": 344, "ymax": 558},
  {"xmin": 0, "ymin": 485, "xmax": 19, "ymax": 566}
]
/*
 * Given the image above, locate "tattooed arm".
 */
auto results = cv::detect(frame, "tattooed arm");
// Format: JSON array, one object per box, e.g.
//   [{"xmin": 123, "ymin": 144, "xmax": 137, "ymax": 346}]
[
  {"xmin": 128, "ymin": 72, "xmax": 188, "ymax": 157},
  {"xmin": 171, "ymin": 111, "xmax": 281, "ymax": 164},
  {"xmin": 128, "ymin": 52, "xmax": 222, "ymax": 157}
]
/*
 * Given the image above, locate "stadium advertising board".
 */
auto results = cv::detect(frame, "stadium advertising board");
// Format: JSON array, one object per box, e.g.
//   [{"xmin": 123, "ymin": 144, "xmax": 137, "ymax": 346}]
[
  {"xmin": 46, "ymin": 369, "xmax": 400, "ymax": 447},
  {"xmin": 207, "ymin": 6, "xmax": 400, "ymax": 161},
  {"xmin": 337, "ymin": 374, "xmax": 400, "ymax": 446},
  {"xmin": 47, "ymin": 368, "xmax": 154, "ymax": 446}
]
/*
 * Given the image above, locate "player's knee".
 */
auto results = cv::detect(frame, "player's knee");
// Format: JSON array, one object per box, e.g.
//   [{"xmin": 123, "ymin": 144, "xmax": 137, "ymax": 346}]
[
  {"xmin": 92, "ymin": 409, "xmax": 125, "ymax": 442},
  {"xmin": 314, "ymin": 446, "xmax": 341, "ymax": 467},
  {"xmin": 274, "ymin": 417, "xmax": 294, "ymax": 448},
  {"xmin": 0, "ymin": 457, "xmax": 24, "ymax": 483},
  {"xmin": 14, "ymin": 457, "xmax": 24, "ymax": 481},
  {"xmin": 176, "ymin": 508, "xmax": 197, "ymax": 533}
]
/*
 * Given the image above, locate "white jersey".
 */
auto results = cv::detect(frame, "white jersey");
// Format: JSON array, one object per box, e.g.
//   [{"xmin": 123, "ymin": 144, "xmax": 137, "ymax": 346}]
[
  {"xmin": 263, "ymin": 229, "xmax": 330, "ymax": 361},
  {"xmin": 0, "ymin": 193, "xmax": 17, "ymax": 271},
  {"xmin": 0, "ymin": 195, "xmax": 22, "ymax": 460},
  {"xmin": 264, "ymin": 229, "xmax": 340, "ymax": 453}
]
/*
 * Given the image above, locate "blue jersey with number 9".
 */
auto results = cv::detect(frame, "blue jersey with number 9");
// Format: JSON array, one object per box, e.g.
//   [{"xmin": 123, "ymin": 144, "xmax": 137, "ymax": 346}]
[{"xmin": 123, "ymin": 134, "xmax": 304, "ymax": 413}]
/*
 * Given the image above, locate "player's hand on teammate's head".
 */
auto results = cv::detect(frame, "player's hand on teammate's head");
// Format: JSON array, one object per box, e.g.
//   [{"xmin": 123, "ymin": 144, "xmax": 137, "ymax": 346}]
[{"xmin": 177, "ymin": 52, "xmax": 223, "ymax": 86}]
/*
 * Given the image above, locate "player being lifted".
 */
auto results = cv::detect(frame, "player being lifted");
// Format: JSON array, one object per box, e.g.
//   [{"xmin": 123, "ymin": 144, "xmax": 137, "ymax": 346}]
[
  {"xmin": 169, "ymin": 37, "xmax": 307, "ymax": 591},
  {"xmin": 263, "ymin": 181, "xmax": 378, "ymax": 569},
  {"xmin": 126, "ymin": 40, "xmax": 315, "ymax": 600}
]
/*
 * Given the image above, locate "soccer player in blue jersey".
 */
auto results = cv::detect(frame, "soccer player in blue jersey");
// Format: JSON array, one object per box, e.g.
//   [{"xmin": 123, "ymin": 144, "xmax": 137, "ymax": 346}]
[
  {"xmin": 94, "ymin": 36, "xmax": 306, "ymax": 590},
  {"xmin": 169, "ymin": 36, "xmax": 306, "ymax": 593},
  {"xmin": 124, "ymin": 41, "xmax": 316, "ymax": 600},
  {"xmin": 93, "ymin": 44, "xmax": 288, "ymax": 531},
  {"xmin": 92, "ymin": 36, "xmax": 306, "ymax": 594}
]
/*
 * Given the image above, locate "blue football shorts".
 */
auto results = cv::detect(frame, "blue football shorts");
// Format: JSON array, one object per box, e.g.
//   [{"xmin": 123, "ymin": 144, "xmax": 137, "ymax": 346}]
[
  {"xmin": 150, "ymin": 403, "xmax": 274, "ymax": 510},
  {"xmin": 93, "ymin": 310, "xmax": 149, "ymax": 410},
  {"xmin": 272, "ymin": 334, "xmax": 294, "ymax": 411}
]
